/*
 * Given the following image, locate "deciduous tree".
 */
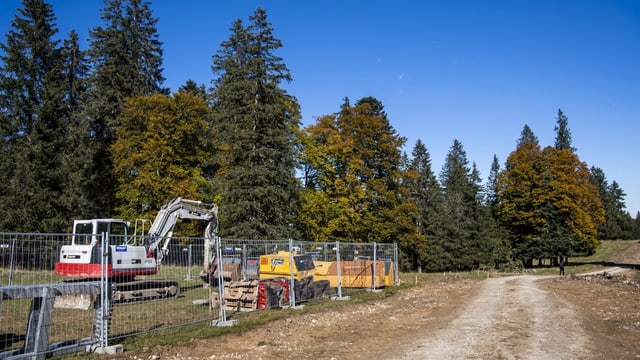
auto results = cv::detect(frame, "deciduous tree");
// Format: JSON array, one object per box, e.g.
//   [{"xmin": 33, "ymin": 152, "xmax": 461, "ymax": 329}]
[
  {"xmin": 496, "ymin": 124, "xmax": 605, "ymax": 265},
  {"xmin": 299, "ymin": 98, "xmax": 421, "ymax": 261},
  {"xmin": 110, "ymin": 93, "xmax": 211, "ymax": 220}
]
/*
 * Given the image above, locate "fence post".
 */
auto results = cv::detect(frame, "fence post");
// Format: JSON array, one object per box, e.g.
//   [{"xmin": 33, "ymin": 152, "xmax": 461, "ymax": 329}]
[
  {"xmin": 335, "ymin": 241, "xmax": 342, "ymax": 299},
  {"xmin": 98, "ymin": 232, "xmax": 110, "ymax": 349},
  {"xmin": 288, "ymin": 239, "xmax": 296, "ymax": 306},
  {"xmin": 185, "ymin": 244, "xmax": 193, "ymax": 280},
  {"xmin": 216, "ymin": 235, "xmax": 227, "ymax": 322},
  {"xmin": 372, "ymin": 242, "xmax": 377, "ymax": 290},
  {"xmin": 394, "ymin": 243, "xmax": 399, "ymax": 286},
  {"xmin": 8, "ymin": 238, "xmax": 16, "ymax": 286}
]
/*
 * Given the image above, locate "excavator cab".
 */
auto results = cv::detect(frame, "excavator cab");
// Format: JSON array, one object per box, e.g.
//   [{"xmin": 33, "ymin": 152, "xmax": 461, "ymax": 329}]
[{"xmin": 71, "ymin": 219, "xmax": 130, "ymax": 246}]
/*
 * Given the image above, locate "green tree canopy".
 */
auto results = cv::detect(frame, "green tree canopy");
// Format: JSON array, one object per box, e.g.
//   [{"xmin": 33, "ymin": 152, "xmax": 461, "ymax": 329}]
[
  {"xmin": 0, "ymin": 0, "xmax": 71, "ymax": 231},
  {"xmin": 554, "ymin": 108, "xmax": 576, "ymax": 152},
  {"xmin": 590, "ymin": 166, "xmax": 635, "ymax": 240},
  {"xmin": 406, "ymin": 139, "xmax": 442, "ymax": 272},
  {"xmin": 438, "ymin": 140, "xmax": 490, "ymax": 270},
  {"xmin": 210, "ymin": 8, "xmax": 301, "ymax": 240},
  {"xmin": 110, "ymin": 93, "xmax": 212, "ymax": 220}
]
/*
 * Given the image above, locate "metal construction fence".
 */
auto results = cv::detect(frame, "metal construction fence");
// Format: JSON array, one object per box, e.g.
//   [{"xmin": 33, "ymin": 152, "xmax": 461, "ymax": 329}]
[{"xmin": 0, "ymin": 232, "xmax": 397, "ymax": 359}]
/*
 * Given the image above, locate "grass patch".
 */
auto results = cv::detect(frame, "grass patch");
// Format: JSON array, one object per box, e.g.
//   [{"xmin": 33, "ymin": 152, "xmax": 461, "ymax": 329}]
[{"xmin": 505, "ymin": 239, "xmax": 638, "ymax": 277}]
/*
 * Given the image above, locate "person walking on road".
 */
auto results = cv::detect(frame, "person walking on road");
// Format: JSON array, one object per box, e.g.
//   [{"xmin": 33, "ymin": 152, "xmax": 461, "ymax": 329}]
[{"xmin": 559, "ymin": 258, "xmax": 565, "ymax": 276}]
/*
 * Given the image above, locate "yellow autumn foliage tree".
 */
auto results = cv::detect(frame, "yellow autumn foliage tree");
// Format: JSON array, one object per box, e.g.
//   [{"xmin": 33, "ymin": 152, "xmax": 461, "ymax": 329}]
[{"xmin": 110, "ymin": 93, "xmax": 212, "ymax": 222}]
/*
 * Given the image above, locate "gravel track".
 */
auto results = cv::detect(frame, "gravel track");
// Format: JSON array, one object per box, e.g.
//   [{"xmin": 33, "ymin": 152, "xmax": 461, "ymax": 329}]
[{"xmin": 394, "ymin": 275, "xmax": 593, "ymax": 360}]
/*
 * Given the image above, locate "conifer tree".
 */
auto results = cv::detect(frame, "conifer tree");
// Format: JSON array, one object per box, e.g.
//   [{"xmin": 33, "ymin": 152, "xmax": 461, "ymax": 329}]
[
  {"xmin": 554, "ymin": 108, "xmax": 576, "ymax": 151},
  {"xmin": 438, "ymin": 140, "xmax": 480, "ymax": 269},
  {"xmin": 86, "ymin": 0, "xmax": 166, "ymax": 216},
  {"xmin": 59, "ymin": 30, "xmax": 93, "ymax": 220},
  {"xmin": 486, "ymin": 155, "xmax": 500, "ymax": 208},
  {"xmin": 407, "ymin": 140, "xmax": 443, "ymax": 272},
  {"xmin": 210, "ymin": 8, "xmax": 301, "ymax": 239},
  {"xmin": 0, "ymin": 0, "xmax": 69, "ymax": 231},
  {"xmin": 589, "ymin": 167, "xmax": 634, "ymax": 239},
  {"xmin": 178, "ymin": 80, "xmax": 208, "ymax": 102}
]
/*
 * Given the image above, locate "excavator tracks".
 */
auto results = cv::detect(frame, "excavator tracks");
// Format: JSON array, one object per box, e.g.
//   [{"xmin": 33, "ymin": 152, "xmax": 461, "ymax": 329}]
[{"xmin": 112, "ymin": 279, "xmax": 180, "ymax": 305}]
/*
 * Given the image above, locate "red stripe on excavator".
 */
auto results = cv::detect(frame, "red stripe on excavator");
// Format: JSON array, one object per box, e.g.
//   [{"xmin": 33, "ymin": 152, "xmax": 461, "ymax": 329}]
[{"xmin": 55, "ymin": 263, "xmax": 157, "ymax": 277}]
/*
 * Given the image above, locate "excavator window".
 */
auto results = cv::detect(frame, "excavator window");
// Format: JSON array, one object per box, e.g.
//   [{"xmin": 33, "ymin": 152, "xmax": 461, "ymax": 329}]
[
  {"xmin": 110, "ymin": 222, "xmax": 127, "ymax": 236},
  {"xmin": 94, "ymin": 221, "xmax": 128, "ymax": 245},
  {"xmin": 109, "ymin": 222, "xmax": 128, "ymax": 245},
  {"xmin": 74, "ymin": 223, "xmax": 93, "ymax": 245}
]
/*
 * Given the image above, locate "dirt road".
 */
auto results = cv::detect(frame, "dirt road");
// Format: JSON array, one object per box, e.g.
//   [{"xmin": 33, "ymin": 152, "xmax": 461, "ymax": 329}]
[{"xmin": 393, "ymin": 276, "xmax": 591, "ymax": 360}]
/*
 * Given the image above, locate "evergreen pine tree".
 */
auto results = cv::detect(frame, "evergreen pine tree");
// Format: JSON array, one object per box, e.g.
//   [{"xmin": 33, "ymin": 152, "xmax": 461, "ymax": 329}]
[
  {"xmin": 518, "ymin": 124, "xmax": 539, "ymax": 146},
  {"xmin": 407, "ymin": 140, "xmax": 444, "ymax": 272},
  {"xmin": 178, "ymin": 80, "xmax": 208, "ymax": 102},
  {"xmin": 86, "ymin": 0, "xmax": 166, "ymax": 216},
  {"xmin": 59, "ymin": 30, "xmax": 94, "ymax": 220},
  {"xmin": 210, "ymin": 8, "xmax": 301, "ymax": 239},
  {"xmin": 486, "ymin": 155, "xmax": 500, "ymax": 208},
  {"xmin": 554, "ymin": 108, "xmax": 576, "ymax": 151},
  {"xmin": 439, "ymin": 139, "xmax": 479, "ymax": 269},
  {"xmin": 607, "ymin": 181, "xmax": 635, "ymax": 239},
  {"xmin": 0, "ymin": 0, "xmax": 70, "ymax": 231},
  {"xmin": 589, "ymin": 167, "xmax": 635, "ymax": 240}
]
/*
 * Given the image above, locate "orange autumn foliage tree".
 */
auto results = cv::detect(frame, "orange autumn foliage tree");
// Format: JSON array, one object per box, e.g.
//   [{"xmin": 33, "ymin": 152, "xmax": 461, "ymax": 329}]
[{"xmin": 495, "ymin": 126, "xmax": 604, "ymax": 264}]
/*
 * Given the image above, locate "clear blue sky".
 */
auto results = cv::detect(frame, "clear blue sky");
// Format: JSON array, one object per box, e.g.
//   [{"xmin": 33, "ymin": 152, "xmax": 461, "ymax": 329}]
[{"xmin": 1, "ymin": 1, "xmax": 639, "ymax": 215}]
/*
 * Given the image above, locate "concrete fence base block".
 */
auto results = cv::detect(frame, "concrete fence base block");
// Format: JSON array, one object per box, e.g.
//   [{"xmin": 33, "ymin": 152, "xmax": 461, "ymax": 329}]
[
  {"xmin": 211, "ymin": 319, "xmax": 238, "ymax": 327},
  {"xmin": 88, "ymin": 344, "xmax": 123, "ymax": 355},
  {"xmin": 331, "ymin": 296, "xmax": 351, "ymax": 301}
]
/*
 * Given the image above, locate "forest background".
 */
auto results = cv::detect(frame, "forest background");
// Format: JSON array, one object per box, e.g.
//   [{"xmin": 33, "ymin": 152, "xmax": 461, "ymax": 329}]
[{"xmin": 1, "ymin": 0, "xmax": 638, "ymax": 271}]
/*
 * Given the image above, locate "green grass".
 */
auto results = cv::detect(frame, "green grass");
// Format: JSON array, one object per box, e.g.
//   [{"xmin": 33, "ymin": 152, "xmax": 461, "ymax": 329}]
[
  {"xmin": 562, "ymin": 239, "xmax": 639, "ymax": 276},
  {"xmin": 496, "ymin": 239, "xmax": 638, "ymax": 276}
]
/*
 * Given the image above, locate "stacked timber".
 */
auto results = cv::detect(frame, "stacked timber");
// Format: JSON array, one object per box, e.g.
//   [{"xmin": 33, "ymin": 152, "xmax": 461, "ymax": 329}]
[{"xmin": 223, "ymin": 280, "xmax": 258, "ymax": 312}]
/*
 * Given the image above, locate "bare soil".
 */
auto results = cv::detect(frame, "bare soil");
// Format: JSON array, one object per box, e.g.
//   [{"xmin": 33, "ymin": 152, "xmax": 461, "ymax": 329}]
[{"xmin": 106, "ymin": 242, "xmax": 640, "ymax": 360}]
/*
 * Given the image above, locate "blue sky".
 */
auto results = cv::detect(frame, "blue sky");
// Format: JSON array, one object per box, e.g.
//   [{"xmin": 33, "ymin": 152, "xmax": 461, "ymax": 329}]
[{"xmin": 1, "ymin": 1, "xmax": 639, "ymax": 215}]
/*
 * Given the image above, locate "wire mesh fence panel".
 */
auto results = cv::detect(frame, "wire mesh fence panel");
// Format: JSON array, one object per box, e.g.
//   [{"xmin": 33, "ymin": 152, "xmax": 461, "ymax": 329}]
[
  {"xmin": 314, "ymin": 242, "xmax": 397, "ymax": 297},
  {"xmin": 0, "ymin": 233, "xmax": 398, "ymax": 356},
  {"xmin": 215, "ymin": 239, "xmax": 398, "ymax": 315},
  {"xmin": 107, "ymin": 236, "xmax": 217, "ymax": 341},
  {"xmin": 0, "ymin": 233, "xmax": 99, "ymax": 357}
]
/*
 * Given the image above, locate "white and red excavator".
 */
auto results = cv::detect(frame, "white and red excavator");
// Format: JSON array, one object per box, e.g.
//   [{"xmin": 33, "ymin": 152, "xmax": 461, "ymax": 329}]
[{"xmin": 55, "ymin": 197, "xmax": 220, "ymax": 303}]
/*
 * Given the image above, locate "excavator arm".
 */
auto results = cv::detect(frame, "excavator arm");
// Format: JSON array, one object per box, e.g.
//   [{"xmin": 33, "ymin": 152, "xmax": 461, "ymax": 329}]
[{"xmin": 145, "ymin": 197, "xmax": 218, "ymax": 264}]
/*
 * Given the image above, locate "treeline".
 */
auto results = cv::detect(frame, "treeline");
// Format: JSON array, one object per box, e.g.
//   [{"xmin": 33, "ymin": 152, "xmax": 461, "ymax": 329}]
[{"xmin": 1, "ymin": 0, "xmax": 638, "ymax": 271}]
